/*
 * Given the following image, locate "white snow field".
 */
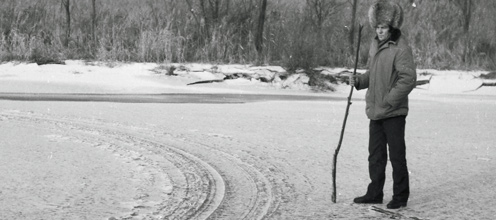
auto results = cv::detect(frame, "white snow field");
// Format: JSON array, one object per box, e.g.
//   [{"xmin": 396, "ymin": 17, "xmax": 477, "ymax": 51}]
[{"xmin": 0, "ymin": 61, "xmax": 495, "ymax": 219}]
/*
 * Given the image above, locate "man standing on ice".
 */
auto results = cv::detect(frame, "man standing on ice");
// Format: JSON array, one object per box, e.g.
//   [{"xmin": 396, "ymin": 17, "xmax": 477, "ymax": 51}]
[{"xmin": 350, "ymin": 0, "xmax": 416, "ymax": 209}]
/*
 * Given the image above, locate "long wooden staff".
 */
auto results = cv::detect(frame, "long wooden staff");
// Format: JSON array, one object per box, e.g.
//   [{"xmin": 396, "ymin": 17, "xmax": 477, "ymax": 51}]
[{"xmin": 332, "ymin": 24, "xmax": 363, "ymax": 203}]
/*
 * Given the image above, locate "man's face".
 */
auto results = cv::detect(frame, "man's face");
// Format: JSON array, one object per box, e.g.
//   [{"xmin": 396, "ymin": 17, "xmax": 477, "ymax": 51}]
[{"xmin": 376, "ymin": 24, "xmax": 390, "ymax": 41}]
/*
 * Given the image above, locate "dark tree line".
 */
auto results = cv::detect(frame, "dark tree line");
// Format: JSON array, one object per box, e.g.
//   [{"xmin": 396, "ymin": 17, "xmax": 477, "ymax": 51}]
[{"xmin": 0, "ymin": 0, "xmax": 495, "ymax": 70}]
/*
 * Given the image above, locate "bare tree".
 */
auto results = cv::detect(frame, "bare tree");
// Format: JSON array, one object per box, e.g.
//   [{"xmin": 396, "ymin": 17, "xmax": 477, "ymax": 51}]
[
  {"xmin": 62, "ymin": 0, "xmax": 70, "ymax": 47},
  {"xmin": 91, "ymin": 0, "xmax": 97, "ymax": 46},
  {"xmin": 185, "ymin": 0, "xmax": 230, "ymax": 39},
  {"xmin": 255, "ymin": 0, "xmax": 267, "ymax": 59},
  {"xmin": 306, "ymin": 0, "xmax": 342, "ymax": 30},
  {"xmin": 185, "ymin": 0, "xmax": 202, "ymax": 27},
  {"xmin": 348, "ymin": 0, "xmax": 358, "ymax": 54},
  {"xmin": 458, "ymin": 0, "xmax": 472, "ymax": 64},
  {"xmin": 443, "ymin": 0, "xmax": 473, "ymax": 64},
  {"xmin": 207, "ymin": 0, "xmax": 221, "ymax": 24}
]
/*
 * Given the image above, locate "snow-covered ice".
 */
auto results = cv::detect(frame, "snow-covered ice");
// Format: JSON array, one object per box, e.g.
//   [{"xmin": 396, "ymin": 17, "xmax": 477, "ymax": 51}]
[{"xmin": 0, "ymin": 61, "xmax": 495, "ymax": 219}]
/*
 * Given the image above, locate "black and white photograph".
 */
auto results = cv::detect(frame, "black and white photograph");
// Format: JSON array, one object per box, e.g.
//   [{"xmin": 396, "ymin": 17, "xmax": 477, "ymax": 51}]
[{"xmin": 0, "ymin": 0, "xmax": 495, "ymax": 219}]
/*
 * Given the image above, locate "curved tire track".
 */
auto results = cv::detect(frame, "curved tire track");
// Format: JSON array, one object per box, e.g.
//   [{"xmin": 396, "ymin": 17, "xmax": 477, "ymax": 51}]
[{"xmin": 1, "ymin": 110, "xmax": 280, "ymax": 219}]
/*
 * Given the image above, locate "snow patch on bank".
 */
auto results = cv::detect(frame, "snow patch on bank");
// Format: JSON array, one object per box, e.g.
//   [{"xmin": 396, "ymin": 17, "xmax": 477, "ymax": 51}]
[{"xmin": 0, "ymin": 61, "xmax": 495, "ymax": 96}]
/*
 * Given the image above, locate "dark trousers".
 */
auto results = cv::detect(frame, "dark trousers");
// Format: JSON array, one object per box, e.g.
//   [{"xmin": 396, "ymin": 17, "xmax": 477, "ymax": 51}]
[{"xmin": 366, "ymin": 116, "xmax": 410, "ymax": 202}]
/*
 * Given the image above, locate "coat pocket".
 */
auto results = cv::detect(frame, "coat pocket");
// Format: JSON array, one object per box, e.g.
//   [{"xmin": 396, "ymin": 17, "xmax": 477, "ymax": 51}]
[{"xmin": 381, "ymin": 93, "xmax": 392, "ymax": 108}]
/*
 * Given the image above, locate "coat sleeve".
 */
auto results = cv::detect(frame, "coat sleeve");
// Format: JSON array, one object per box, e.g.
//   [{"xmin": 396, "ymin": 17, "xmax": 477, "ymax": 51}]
[
  {"xmin": 386, "ymin": 46, "xmax": 417, "ymax": 107},
  {"xmin": 355, "ymin": 70, "xmax": 369, "ymax": 90},
  {"xmin": 355, "ymin": 43, "xmax": 374, "ymax": 90}
]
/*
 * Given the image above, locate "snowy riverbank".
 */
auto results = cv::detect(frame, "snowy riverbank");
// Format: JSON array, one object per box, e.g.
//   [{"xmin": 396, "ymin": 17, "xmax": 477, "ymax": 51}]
[{"xmin": 1, "ymin": 60, "xmax": 494, "ymax": 97}]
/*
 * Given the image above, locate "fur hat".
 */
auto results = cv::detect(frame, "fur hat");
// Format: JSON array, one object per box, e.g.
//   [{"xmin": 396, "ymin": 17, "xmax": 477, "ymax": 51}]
[{"xmin": 368, "ymin": 0, "xmax": 403, "ymax": 29}]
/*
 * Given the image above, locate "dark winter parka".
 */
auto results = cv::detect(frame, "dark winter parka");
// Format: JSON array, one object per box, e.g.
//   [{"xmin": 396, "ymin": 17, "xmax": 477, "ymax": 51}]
[{"xmin": 355, "ymin": 30, "xmax": 416, "ymax": 120}]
